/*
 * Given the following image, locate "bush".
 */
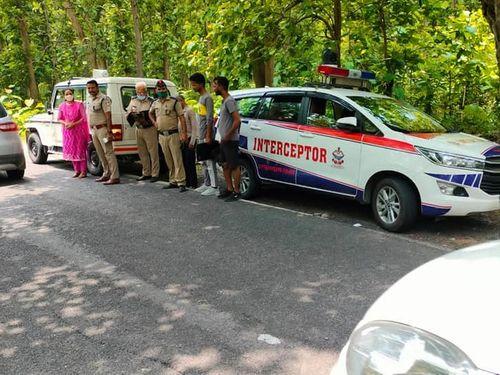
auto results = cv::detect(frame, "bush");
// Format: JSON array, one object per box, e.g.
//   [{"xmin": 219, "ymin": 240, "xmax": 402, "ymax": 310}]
[{"xmin": 0, "ymin": 87, "xmax": 45, "ymax": 138}]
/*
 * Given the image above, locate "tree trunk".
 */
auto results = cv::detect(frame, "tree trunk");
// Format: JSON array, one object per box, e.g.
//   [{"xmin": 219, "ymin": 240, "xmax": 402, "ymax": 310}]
[
  {"xmin": 130, "ymin": 0, "xmax": 143, "ymax": 77},
  {"xmin": 17, "ymin": 16, "xmax": 39, "ymax": 100},
  {"xmin": 63, "ymin": 0, "xmax": 97, "ymax": 72},
  {"xmin": 481, "ymin": 0, "xmax": 500, "ymax": 76},
  {"xmin": 333, "ymin": 0, "xmax": 342, "ymax": 64},
  {"xmin": 378, "ymin": 0, "xmax": 395, "ymax": 96},
  {"xmin": 252, "ymin": 55, "xmax": 274, "ymax": 88}
]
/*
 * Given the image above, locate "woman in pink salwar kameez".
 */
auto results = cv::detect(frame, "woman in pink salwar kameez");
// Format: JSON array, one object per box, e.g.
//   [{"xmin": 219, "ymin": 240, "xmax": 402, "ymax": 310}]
[{"xmin": 57, "ymin": 89, "xmax": 90, "ymax": 178}]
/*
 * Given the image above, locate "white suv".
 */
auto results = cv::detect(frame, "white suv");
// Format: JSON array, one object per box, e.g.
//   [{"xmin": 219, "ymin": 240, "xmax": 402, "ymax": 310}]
[
  {"xmin": 25, "ymin": 76, "xmax": 177, "ymax": 175},
  {"xmin": 233, "ymin": 66, "xmax": 500, "ymax": 232}
]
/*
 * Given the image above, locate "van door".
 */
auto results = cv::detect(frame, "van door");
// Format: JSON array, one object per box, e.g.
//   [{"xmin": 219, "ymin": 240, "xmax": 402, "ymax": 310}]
[
  {"xmin": 235, "ymin": 95, "xmax": 262, "ymax": 153},
  {"xmin": 295, "ymin": 93, "xmax": 362, "ymax": 197},
  {"xmin": 248, "ymin": 93, "xmax": 305, "ymax": 185},
  {"xmin": 51, "ymin": 87, "xmax": 86, "ymax": 148}
]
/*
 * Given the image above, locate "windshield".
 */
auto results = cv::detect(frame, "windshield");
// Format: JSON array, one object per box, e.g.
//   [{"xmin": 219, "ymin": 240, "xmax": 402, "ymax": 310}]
[{"xmin": 348, "ymin": 96, "xmax": 447, "ymax": 133}]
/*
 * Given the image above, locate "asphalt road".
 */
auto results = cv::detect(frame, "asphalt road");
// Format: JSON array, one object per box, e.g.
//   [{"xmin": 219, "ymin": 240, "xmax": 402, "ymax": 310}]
[{"xmin": 0, "ymin": 157, "xmax": 495, "ymax": 374}]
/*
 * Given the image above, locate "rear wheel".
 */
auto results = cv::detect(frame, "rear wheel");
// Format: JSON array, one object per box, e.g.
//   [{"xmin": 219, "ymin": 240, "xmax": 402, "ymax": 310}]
[
  {"xmin": 7, "ymin": 169, "xmax": 24, "ymax": 180},
  {"xmin": 27, "ymin": 132, "xmax": 48, "ymax": 164},
  {"xmin": 371, "ymin": 177, "xmax": 418, "ymax": 232},
  {"xmin": 87, "ymin": 142, "xmax": 103, "ymax": 176},
  {"xmin": 238, "ymin": 158, "xmax": 260, "ymax": 199}
]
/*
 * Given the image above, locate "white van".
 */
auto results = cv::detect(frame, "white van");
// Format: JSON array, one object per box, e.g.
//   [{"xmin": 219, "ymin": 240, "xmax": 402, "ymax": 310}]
[
  {"xmin": 233, "ymin": 65, "xmax": 500, "ymax": 232},
  {"xmin": 25, "ymin": 76, "xmax": 178, "ymax": 175}
]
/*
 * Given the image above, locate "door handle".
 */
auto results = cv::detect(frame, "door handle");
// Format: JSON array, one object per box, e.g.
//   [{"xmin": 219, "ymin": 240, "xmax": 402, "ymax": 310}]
[
  {"xmin": 299, "ymin": 132, "xmax": 314, "ymax": 138},
  {"xmin": 250, "ymin": 125, "xmax": 262, "ymax": 131}
]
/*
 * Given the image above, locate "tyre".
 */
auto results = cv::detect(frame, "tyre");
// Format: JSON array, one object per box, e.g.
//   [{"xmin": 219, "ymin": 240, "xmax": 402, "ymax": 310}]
[
  {"xmin": 371, "ymin": 177, "xmax": 418, "ymax": 232},
  {"xmin": 27, "ymin": 132, "xmax": 48, "ymax": 164},
  {"xmin": 87, "ymin": 142, "xmax": 103, "ymax": 176},
  {"xmin": 7, "ymin": 169, "xmax": 24, "ymax": 180},
  {"xmin": 238, "ymin": 157, "xmax": 260, "ymax": 199}
]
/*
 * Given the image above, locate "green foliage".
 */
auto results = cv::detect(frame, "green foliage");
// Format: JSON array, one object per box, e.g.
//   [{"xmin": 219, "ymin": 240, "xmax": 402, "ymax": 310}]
[
  {"xmin": 0, "ymin": 88, "xmax": 45, "ymax": 137},
  {"xmin": 0, "ymin": 0, "xmax": 498, "ymax": 140}
]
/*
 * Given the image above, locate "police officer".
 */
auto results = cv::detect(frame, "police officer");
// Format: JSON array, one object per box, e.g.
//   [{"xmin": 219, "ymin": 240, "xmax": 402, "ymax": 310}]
[
  {"xmin": 126, "ymin": 81, "xmax": 159, "ymax": 182},
  {"xmin": 149, "ymin": 80, "xmax": 188, "ymax": 192},
  {"xmin": 86, "ymin": 79, "xmax": 120, "ymax": 185}
]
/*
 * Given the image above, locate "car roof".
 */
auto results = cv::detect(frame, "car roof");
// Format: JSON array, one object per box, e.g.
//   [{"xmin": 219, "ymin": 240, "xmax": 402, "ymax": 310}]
[
  {"xmin": 231, "ymin": 86, "xmax": 387, "ymax": 99},
  {"xmin": 54, "ymin": 77, "xmax": 176, "ymax": 88}
]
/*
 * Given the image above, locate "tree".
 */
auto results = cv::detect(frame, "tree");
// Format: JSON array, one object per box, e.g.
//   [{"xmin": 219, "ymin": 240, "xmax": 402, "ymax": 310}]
[{"xmin": 481, "ymin": 0, "xmax": 500, "ymax": 75}]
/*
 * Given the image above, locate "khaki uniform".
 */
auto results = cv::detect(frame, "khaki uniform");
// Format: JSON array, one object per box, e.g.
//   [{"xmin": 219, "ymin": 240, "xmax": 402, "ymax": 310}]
[
  {"xmin": 150, "ymin": 98, "xmax": 185, "ymax": 186},
  {"xmin": 86, "ymin": 92, "xmax": 119, "ymax": 180},
  {"xmin": 126, "ymin": 97, "xmax": 159, "ymax": 177}
]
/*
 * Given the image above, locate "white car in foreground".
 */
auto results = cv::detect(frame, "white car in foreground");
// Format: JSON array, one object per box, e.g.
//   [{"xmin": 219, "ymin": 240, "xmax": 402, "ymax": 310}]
[{"xmin": 331, "ymin": 241, "xmax": 500, "ymax": 375}]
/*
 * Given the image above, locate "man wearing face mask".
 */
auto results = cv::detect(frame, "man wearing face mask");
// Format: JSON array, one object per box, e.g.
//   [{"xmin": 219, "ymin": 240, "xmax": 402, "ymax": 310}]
[
  {"xmin": 86, "ymin": 79, "xmax": 120, "ymax": 185},
  {"xmin": 126, "ymin": 81, "xmax": 159, "ymax": 182},
  {"xmin": 149, "ymin": 80, "xmax": 188, "ymax": 192}
]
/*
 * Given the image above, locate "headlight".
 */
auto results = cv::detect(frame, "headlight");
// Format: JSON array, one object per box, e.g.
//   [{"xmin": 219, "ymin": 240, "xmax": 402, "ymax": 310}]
[
  {"xmin": 347, "ymin": 321, "xmax": 478, "ymax": 375},
  {"xmin": 417, "ymin": 147, "xmax": 485, "ymax": 171}
]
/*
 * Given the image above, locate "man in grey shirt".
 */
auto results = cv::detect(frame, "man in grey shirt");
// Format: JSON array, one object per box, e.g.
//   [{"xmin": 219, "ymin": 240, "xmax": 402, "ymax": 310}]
[
  {"xmin": 189, "ymin": 73, "xmax": 218, "ymax": 196},
  {"xmin": 212, "ymin": 76, "xmax": 241, "ymax": 202}
]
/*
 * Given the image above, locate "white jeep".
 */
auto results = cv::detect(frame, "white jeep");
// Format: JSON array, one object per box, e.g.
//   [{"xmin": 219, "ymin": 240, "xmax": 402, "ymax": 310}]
[{"xmin": 25, "ymin": 75, "xmax": 178, "ymax": 175}]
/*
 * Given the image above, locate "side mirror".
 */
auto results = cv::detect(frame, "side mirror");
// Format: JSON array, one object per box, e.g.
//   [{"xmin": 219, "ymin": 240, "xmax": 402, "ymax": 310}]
[
  {"xmin": 336, "ymin": 116, "xmax": 357, "ymax": 130},
  {"xmin": 45, "ymin": 100, "xmax": 53, "ymax": 114}
]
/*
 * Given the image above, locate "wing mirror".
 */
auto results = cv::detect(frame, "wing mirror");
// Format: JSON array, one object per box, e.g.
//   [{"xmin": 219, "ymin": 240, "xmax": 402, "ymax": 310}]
[{"xmin": 336, "ymin": 116, "xmax": 358, "ymax": 130}]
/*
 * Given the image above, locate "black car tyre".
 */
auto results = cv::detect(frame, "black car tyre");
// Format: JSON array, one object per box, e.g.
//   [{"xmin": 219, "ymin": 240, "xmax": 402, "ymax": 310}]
[
  {"xmin": 87, "ymin": 142, "xmax": 103, "ymax": 176},
  {"xmin": 7, "ymin": 169, "xmax": 24, "ymax": 180},
  {"xmin": 238, "ymin": 158, "xmax": 260, "ymax": 199},
  {"xmin": 27, "ymin": 132, "xmax": 48, "ymax": 164},
  {"xmin": 371, "ymin": 177, "xmax": 418, "ymax": 232}
]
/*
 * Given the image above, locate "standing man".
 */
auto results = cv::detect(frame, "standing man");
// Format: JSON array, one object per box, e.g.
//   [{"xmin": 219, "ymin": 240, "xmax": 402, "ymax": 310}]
[
  {"xmin": 212, "ymin": 76, "xmax": 241, "ymax": 201},
  {"xmin": 86, "ymin": 79, "xmax": 120, "ymax": 185},
  {"xmin": 149, "ymin": 80, "xmax": 188, "ymax": 192},
  {"xmin": 189, "ymin": 73, "xmax": 218, "ymax": 196},
  {"xmin": 126, "ymin": 81, "xmax": 159, "ymax": 182},
  {"xmin": 178, "ymin": 95, "xmax": 198, "ymax": 189}
]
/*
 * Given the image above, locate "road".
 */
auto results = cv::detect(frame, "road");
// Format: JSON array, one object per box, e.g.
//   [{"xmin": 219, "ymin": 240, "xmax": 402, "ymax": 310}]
[{"xmin": 0, "ymin": 157, "xmax": 497, "ymax": 374}]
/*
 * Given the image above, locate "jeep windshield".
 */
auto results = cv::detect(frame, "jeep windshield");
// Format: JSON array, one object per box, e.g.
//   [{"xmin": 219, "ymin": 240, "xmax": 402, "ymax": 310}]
[{"xmin": 348, "ymin": 96, "xmax": 447, "ymax": 133}]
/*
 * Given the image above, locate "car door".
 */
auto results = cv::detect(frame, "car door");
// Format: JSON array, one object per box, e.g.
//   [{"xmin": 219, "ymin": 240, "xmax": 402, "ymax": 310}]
[
  {"xmin": 247, "ymin": 92, "xmax": 305, "ymax": 185},
  {"xmin": 295, "ymin": 93, "xmax": 362, "ymax": 197},
  {"xmin": 52, "ymin": 87, "xmax": 86, "ymax": 147},
  {"xmin": 235, "ymin": 95, "xmax": 262, "ymax": 153}
]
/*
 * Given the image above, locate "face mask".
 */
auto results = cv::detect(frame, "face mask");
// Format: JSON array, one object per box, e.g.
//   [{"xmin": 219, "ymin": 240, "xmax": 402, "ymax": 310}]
[
  {"xmin": 157, "ymin": 91, "xmax": 168, "ymax": 99},
  {"xmin": 137, "ymin": 95, "xmax": 146, "ymax": 100},
  {"xmin": 65, "ymin": 95, "xmax": 74, "ymax": 102}
]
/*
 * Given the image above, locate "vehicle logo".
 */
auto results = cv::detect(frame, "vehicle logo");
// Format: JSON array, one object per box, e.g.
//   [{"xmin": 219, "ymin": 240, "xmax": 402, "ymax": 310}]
[{"xmin": 332, "ymin": 147, "xmax": 345, "ymax": 166}]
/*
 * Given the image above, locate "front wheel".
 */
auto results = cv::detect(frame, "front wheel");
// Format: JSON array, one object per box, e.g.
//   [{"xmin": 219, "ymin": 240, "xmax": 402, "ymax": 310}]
[
  {"xmin": 371, "ymin": 177, "xmax": 418, "ymax": 232},
  {"xmin": 87, "ymin": 142, "xmax": 103, "ymax": 176},
  {"xmin": 27, "ymin": 132, "xmax": 48, "ymax": 164},
  {"xmin": 238, "ymin": 158, "xmax": 260, "ymax": 199}
]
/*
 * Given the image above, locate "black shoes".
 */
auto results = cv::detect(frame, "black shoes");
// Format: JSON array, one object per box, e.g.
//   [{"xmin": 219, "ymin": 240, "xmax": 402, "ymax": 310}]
[
  {"xmin": 163, "ymin": 183, "xmax": 178, "ymax": 189},
  {"xmin": 218, "ymin": 190, "xmax": 233, "ymax": 199},
  {"xmin": 150, "ymin": 176, "xmax": 159, "ymax": 183},
  {"xmin": 137, "ymin": 175, "xmax": 151, "ymax": 181},
  {"xmin": 224, "ymin": 192, "xmax": 241, "ymax": 202},
  {"xmin": 179, "ymin": 186, "xmax": 187, "ymax": 193}
]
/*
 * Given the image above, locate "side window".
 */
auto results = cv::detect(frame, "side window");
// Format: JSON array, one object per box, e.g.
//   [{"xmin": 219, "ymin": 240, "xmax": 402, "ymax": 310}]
[
  {"xmin": 258, "ymin": 95, "xmax": 303, "ymax": 122},
  {"xmin": 236, "ymin": 97, "xmax": 261, "ymax": 118},
  {"xmin": 307, "ymin": 97, "xmax": 336, "ymax": 128},
  {"xmin": 121, "ymin": 86, "xmax": 155, "ymax": 111},
  {"xmin": 53, "ymin": 88, "xmax": 85, "ymax": 109}
]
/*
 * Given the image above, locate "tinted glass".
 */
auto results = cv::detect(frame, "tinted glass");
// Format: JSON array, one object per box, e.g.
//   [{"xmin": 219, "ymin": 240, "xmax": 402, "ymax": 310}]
[
  {"xmin": 121, "ymin": 86, "xmax": 156, "ymax": 111},
  {"xmin": 258, "ymin": 95, "xmax": 303, "ymax": 122},
  {"xmin": 0, "ymin": 103, "xmax": 7, "ymax": 118},
  {"xmin": 349, "ymin": 96, "xmax": 446, "ymax": 133},
  {"xmin": 236, "ymin": 97, "xmax": 261, "ymax": 118}
]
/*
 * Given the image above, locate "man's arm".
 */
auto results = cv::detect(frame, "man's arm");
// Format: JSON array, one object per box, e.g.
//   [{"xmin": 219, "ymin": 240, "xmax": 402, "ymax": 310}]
[
  {"xmin": 149, "ymin": 105, "xmax": 157, "ymax": 128},
  {"xmin": 205, "ymin": 96, "xmax": 214, "ymax": 143},
  {"xmin": 223, "ymin": 111, "xmax": 241, "ymax": 142},
  {"xmin": 188, "ymin": 109, "xmax": 198, "ymax": 148},
  {"xmin": 176, "ymin": 102, "xmax": 187, "ymax": 142}
]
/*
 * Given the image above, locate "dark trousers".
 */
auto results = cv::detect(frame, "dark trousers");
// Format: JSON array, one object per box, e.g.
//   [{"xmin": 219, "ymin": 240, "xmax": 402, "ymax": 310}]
[{"xmin": 182, "ymin": 140, "xmax": 198, "ymax": 188}]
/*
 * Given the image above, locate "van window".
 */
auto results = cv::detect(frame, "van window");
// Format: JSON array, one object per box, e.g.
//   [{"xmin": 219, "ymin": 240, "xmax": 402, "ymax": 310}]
[
  {"xmin": 306, "ymin": 97, "xmax": 356, "ymax": 128},
  {"xmin": 53, "ymin": 87, "xmax": 86, "ymax": 109},
  {"xmin": 236, "ymin": 97, "xmax": 261, "ymax": 118},
  {"xmin": 121, "ymin": 86, "xmax": 156, "ymax": 111},
  {"xmin": 258, "ymin": 95, "xmax": 303, "ymax": 122}
]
